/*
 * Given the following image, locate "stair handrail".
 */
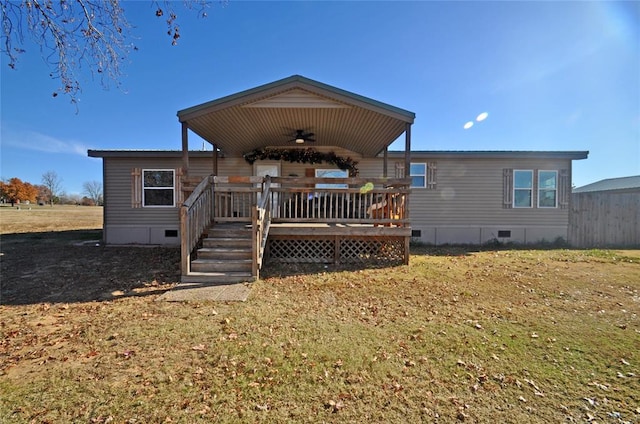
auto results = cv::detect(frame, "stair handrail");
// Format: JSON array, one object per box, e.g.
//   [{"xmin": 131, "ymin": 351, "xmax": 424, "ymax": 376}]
[
  {"xmin": 180, "ymin": 175, "xmax": 214, "ymax": 276},
  {"xmin": 252, "ymin": 176, "xmax": 272, "ymax": 279}
]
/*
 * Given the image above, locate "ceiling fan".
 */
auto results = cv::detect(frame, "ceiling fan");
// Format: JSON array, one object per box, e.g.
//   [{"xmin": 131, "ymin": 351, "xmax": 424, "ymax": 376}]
[{"xmin": 288, "ymin": 129, "xmax": 315, "ymax": 144}]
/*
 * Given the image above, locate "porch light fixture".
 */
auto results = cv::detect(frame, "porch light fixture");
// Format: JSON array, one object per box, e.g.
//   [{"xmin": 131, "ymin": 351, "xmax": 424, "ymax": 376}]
[{"xmin": 295, "ymin": 137, "xmax": 305, "ymax": 144}]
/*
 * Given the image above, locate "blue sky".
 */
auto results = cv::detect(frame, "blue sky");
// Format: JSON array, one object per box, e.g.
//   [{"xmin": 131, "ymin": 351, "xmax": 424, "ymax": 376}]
[{"xmin": 1, "ymin": 0, "xmax": 638, "ymax": 194}]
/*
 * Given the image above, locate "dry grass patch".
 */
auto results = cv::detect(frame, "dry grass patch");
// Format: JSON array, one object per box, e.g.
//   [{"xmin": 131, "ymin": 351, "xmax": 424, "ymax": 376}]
[
  {"xmin": 1, "ymin": 241, "xmax": 639, "ymax": 422},
  {"xmin": 0, "ymin": 205, "xmax": 103, "ymax": 234}
]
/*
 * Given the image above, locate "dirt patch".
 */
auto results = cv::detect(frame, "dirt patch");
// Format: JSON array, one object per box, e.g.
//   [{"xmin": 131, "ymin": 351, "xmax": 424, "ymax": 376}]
[{"xmin": 0, "ymin": 231, "xmax": 180, "ymax": 305}]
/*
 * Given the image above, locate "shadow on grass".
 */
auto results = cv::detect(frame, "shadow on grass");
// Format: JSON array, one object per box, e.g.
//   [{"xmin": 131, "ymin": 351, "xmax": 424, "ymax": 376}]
[{"xmin": 1, "ymin": 230, "xmax": 180, "ymax": 306}]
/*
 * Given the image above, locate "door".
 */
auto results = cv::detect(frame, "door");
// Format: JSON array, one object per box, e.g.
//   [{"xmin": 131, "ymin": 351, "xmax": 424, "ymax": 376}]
[{"xmin": 255, "ymin": 162, "xmax": 280, "ymax": 218}]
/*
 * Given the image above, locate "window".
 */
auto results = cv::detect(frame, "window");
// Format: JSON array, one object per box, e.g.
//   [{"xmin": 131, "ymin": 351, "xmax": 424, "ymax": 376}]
[
  {"xmin": 143, "ymin": 169, "xmax": 175, "ymax": 207},
  {"xmin": 315, "ymin": 169, "xmax": 348, "ymax": 189},
  {"xmin": 538, "ymin": 170, "xmax": 557, "ymax": 208},
  {"xmin": 410, "ymin": 163, "xmax": 427, "ymax": 188},
  {"xmin": 513, "ymin": 170, "xmax": 533, "ymax": 208}
]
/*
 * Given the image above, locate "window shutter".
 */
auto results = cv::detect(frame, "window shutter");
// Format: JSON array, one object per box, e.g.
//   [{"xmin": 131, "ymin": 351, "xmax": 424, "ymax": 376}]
[
  {"xmin": 131, "ymin": 168, "xmax": 142, "ymax": 208},
  {"xmin": 175, "ymin": 168, "xmax": 184, "ymax": 205},
  {"xmin": 558, "ymin": 169, "xmax": 570, "ymax": 209},
  {"xmin": 427, "ymin": 161, "xmax": 437, "ymax": 189},
  {"xmin": 395, "ymin": 162, "xmax": 405, "ymax": 179},
  {"xmin": 503, "ymin": 168, "xmax": 513, "ymax": 209}
]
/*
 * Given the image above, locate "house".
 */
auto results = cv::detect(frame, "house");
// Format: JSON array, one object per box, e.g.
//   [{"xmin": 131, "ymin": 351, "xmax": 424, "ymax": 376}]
[
  {"xmin": 569, "ymin": 176, "xmax": 640, "ymax": 247},
  {"xmin": 88, "ymin": 75, "xmax": 589, "ymax": 282}
]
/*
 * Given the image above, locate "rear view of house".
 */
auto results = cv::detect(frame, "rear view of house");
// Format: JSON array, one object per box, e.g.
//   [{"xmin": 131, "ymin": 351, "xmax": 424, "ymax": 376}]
[{"xmin": 88, "ymin": 75, "xmax": 588, "ymax": 282}]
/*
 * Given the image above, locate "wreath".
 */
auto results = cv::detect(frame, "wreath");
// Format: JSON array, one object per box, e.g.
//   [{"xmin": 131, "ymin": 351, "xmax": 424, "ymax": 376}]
[{"xmin": 243, "ymin": 148, "xmax": 359, "ymax": 176}]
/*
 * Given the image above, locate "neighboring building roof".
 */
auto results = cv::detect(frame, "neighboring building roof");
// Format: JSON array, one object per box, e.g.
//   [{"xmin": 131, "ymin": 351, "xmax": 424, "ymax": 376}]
[
  {"xmin": 573, "ymin": 175, "xmax": 640, "ymax": 193},
  {"xmin": 175, "ymin": 75, "xmax": 416, "ymax": 158},
  {"xmin": 88, "ymin": 149, "xmax": 589, "ymax": 160}
]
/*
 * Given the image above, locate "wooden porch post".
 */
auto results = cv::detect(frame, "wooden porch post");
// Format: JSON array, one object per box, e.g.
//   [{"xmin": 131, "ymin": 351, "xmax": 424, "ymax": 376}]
[
  {"xmin": 383, "ymin": 147, "xmax": 388, "ymax": 178},
  {"xmin": 404, "ymin": 123, "xmax": 412, "ymax": 265},
  {"xmin": 182, "ymin": 122, "xmax": 189, "ymax": 176},
  {"xmin": 213, "ymin": 143, "xmax": 218, "ymax": 176},
  {"xmin": 404, "ymin": 123, "xmax": 411, "ymax": 179}
]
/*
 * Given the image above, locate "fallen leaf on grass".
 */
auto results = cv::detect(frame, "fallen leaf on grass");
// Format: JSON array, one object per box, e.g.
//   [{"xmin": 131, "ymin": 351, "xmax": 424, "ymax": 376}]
[
  {"xmin": 325, "ymin": 399, "xmax": 345, "ymax": 413},
  {"xmin": 191, "ymin": 344, "xmax": 206, "ymax": 351},
  {"xmin": 588, "ymin": 381, "xmax": 608, "ymax": 391}
]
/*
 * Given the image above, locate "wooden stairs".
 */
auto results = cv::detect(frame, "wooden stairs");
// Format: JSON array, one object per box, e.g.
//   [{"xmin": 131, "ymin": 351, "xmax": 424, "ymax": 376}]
[{"xmin": 182, "ymin": 223, "xmax": 255, "ymax": 283}]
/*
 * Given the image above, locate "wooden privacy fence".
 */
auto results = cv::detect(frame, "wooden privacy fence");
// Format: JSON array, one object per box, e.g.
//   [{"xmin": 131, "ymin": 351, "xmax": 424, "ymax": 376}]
[{"xmin": 568, "ymin": 192, "xmax": 640, "ymax": 248}]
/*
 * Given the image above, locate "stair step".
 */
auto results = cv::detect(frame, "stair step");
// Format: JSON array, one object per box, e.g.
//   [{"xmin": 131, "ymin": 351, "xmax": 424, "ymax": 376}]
[
  {"xmin": 203, "ymin": 238, "xmax": 252, "ymax": 248},
  {"xmin": 191, "ymin": 258, "xmax": 252, "ymax": 273},
  {"xmin": 181, "ymin": 272, "xmax": 254, "ymax": 284},
  {"xmin": 207, "ymin": 227, "xmax": 251, "ymax": 239},
  {"xmin": 197, "ymin": 247, "xmax": 251, "ymax": 260}
]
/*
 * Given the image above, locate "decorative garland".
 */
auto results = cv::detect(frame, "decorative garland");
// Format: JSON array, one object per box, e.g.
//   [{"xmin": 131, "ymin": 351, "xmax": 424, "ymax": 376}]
[{"xmin": 243, "ymin": 147, "xmax": 359, "ymax": 176}]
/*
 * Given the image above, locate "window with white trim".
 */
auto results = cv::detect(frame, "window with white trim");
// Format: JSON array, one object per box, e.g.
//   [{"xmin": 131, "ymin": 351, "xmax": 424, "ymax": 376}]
[
  {"xmin": 513, "ymin": 170, "xmax": 533, "ymax": 208},
  {"xmin": 410, "ymin": 163, "xmax": 427, "ymax": 188},
  {"xmin": 538, "ymin": 170, "xmax": 558, "ymax": 208},
  {"xmin": 143, "ymin": 169, "xmax": 175, "ymax": 207}
]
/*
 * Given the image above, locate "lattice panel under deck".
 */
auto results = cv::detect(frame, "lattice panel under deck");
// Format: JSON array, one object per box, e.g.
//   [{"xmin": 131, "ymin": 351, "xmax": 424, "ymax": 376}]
[
  {"xmin": 340, "ymin": 237, "xmax": 405, "ymax": 264},
  {"xmin": 268, "ymin": 238, "xmax": 335, "ymax": 263},
  {"xmin": 267, "ymin": 236, "xmax": 405, "ymax": 265}
]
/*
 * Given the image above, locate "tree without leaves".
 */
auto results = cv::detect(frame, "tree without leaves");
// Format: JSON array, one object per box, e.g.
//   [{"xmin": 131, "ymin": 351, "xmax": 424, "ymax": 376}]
[
  {"xmin": 82, "ymin": 180, "xmax": 103, "ymax": 205},
  {"xmin": 41, "ymin": 170, "xmax": 63, "ymax": 205},
  {"xmin": 1, "ymin": 0, "xmax": 211, "ymax": 105}
]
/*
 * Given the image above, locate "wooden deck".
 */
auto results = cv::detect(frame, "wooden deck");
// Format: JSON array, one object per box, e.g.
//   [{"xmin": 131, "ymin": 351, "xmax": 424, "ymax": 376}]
[{"xmin": 181, "ymin": 176, "xmax": 412, "ymax": 282}]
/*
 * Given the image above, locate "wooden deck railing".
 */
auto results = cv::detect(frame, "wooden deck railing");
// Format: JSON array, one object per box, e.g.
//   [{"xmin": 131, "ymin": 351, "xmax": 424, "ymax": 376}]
[
  {"xmin": 212, "ymin": 176, "xmax": 263, "ymax": 222},
  {"xmin": 252, "ymin": 176, "xmax": 272, "ymax": 278},
  {"xmin": 180, "ymin": 175, "xmax": 214, "ymax": 275},
  {"xmin": 269, "ymin": 177, "xmax": 410, "ymax": 226}
]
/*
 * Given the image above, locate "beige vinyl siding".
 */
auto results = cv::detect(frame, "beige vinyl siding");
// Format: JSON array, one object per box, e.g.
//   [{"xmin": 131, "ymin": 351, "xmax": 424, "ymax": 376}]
[
  {"xmin": 105, "ymin": 157, "xmax": 181, "ymax": 227},
  {"xmin": 99, "ymin": 151, "xmax": 576, "ymax": 245},
  {"xmin": 405, "ymin": 156, "xmax": 572, "ymax": 244},
  {"xmin": 105, "ymin": 156, "xmax": 253, "ymax": 226},
  {"xmin": 407, "ymin": 157, "xmax": 570, "ymax": 226}
]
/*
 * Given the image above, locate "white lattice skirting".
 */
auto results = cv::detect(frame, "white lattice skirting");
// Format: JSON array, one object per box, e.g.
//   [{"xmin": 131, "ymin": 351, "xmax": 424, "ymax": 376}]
[{"xmin": 267, "ymin": 236, "xmax": 406, "ymax": 264}]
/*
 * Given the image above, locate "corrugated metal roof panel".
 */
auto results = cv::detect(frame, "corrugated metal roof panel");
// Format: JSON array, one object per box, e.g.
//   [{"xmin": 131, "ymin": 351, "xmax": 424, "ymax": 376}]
[{"xmin": 573, "ymin": 175, "xmax": 640, "ymax": 193}]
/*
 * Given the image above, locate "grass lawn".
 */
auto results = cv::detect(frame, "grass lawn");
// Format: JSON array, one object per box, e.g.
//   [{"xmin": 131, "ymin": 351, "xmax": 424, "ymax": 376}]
[
  {"xmin": 0, "ymin": 204, "xmax": 103, "ymax": 234},
  {"xmin": 0, "ymin": 207, "xmax": 638, "ymax": 423}
]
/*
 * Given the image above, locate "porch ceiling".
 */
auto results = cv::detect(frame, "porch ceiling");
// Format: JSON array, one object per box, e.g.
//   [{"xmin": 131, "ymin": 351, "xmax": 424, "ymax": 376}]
[{"xmin": 177, "ymin": 75, "xmax": 415, "ymax": 157}]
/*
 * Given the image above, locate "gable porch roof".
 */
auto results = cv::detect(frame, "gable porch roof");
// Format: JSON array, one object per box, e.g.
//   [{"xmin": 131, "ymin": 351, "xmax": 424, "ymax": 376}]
[{"xmin": 177, "ymin": 75, "xmax": 415, "ymax": 157}]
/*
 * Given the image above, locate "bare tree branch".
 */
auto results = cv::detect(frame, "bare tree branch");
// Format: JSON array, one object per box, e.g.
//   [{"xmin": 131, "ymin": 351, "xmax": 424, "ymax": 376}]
[
  {"xmin": 41, "ymin": 170, "xmax": 63, "ymax": 205},
  {"xmin": 1, "ymin": 1, "xmax": 212, "ymax": 106},
  {"xmin": 82, "ymin": 180, "xmax": 103, "ymax": 205}
]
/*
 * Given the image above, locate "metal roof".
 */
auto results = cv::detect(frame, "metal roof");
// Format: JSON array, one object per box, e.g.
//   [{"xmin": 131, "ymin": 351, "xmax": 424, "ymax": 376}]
[
  {"xmin": 88, "ymin": 149, "xmax": 589, "ymax": 160},
  {"xmin": 391, "ymin": 150, "xmax": 589, "ymax": 160},
  {"xmin": 573, "ymin": 175, "xmax": 640, "ymax": 193},
  {"xmin": 176, "ymin": 75, "xmax": 415, "ymax": 158}
]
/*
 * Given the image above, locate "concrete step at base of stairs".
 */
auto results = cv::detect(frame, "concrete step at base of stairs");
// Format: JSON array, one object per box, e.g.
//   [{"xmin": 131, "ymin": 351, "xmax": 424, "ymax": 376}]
[
  {"xmin": 197, "ymin": 247, "xmax": 252, "ymax": 260},
  {"xmin": 181, "ymin": 271, "xmax": 254, "ymax": 284},
  {"xmin": 191, "ymin": 258, "xmax": 252, "ymax": 273}
]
